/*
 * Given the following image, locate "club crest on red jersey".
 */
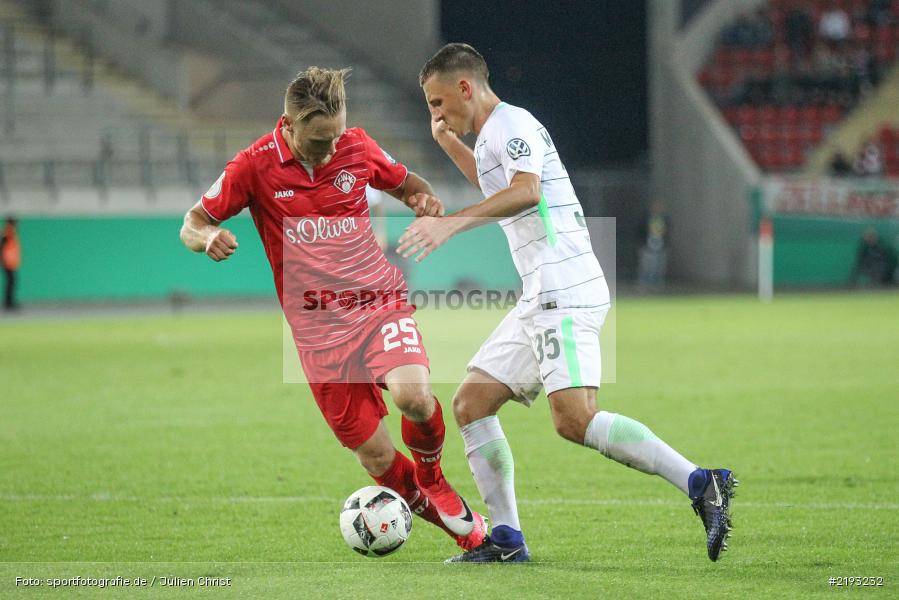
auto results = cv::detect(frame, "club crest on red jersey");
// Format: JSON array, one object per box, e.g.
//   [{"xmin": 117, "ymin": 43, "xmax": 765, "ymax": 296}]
[{"xmin": 334, "ymin": 170, "xmax": 357, "ymax": 194}]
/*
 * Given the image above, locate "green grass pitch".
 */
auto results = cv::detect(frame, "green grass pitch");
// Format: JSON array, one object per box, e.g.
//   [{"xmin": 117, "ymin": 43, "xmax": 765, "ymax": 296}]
[{"xmin": 1, "ymin": 293, "xmax": 897, "ymax": 598}]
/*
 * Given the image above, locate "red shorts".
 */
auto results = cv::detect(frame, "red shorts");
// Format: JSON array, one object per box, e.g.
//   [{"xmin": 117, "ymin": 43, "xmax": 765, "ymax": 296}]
[{"xmin": 297, "ymin": 306, "xmax": 430, "ymax": 449}]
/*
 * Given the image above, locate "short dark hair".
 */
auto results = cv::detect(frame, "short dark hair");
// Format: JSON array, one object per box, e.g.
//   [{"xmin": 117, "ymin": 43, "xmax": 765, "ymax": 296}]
[{"xmin": 419, "ymin": 43, "xmax": 489, "ymax": 87}]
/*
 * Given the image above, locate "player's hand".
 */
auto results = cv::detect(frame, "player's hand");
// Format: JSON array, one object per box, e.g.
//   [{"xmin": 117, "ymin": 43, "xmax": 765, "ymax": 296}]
[
  {"xmin": 397, "ymin": 216, "xmax": 455, "ymax": 262},
  {"xmin": 431, "ymin": 117, "xmax": 457, "ymax": 145},
  {"xmin": 205, "ymin": 228, "xmax": 238, "ymax": 262},
  {"xmin": 407, "ymin": 192, "xmax": 445, "ymax": 217}
]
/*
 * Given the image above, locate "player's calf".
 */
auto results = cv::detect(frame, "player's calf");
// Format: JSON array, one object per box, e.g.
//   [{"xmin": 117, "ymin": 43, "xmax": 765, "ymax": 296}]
[{"xmin": 353, "ymin": 423, "xmax": 402, "ymax": 476}]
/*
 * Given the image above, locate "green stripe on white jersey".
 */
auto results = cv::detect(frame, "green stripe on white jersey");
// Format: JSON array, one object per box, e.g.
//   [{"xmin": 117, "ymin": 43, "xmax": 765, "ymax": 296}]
[{"xmin": 474, "ymin": 102, "xmax": 609, "ymax": 315}]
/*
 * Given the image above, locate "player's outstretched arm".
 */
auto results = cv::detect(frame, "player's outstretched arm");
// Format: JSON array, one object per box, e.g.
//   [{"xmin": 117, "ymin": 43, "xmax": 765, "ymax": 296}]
[
  {"xmin": 397, "ymin": 172, "xmax": 540, "ymax": 262},
  {"xmin": 443, "ymin": 171, "xmax": 541, "ymax": 234},
  {"xmin": 432, "ymin": 118, "xmax": 479, "ymax": 190},
  {"xmin": 180, "ymin": 201, "xmax": 239, "ymax": 262}
]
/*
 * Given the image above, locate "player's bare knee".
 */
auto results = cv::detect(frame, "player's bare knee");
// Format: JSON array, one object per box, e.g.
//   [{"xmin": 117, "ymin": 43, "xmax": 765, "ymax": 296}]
[
  {"xmin": 391, "ymin": 383, "xmax": 434, "ymax": 421},
  {"xmin": 550, "ymin": 405, "xmax": 593, "ymax": 444},
  {"xmin": 552, "ymin": 416, "xmax": 583, "ymax": 443},
  {"xmin": 452, "ymin": 386, "xmax": 498, "ymax": 427},
  {"xmin": 451, "ymin": 388, "xmax": 473, "ymax": 426}
]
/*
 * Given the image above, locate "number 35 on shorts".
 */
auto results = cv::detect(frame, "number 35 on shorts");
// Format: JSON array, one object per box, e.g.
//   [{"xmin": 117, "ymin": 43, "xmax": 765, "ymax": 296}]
[
  {"xmin": 380, "ymin": 318, "xmax": 422, "ymax": 354},
  {"xmin": 533, "ymin": 328, "xmax": 561, "ymax": 363}
]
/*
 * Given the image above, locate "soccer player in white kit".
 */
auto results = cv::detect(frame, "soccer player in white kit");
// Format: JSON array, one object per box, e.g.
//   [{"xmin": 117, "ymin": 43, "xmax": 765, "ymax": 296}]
[{"xmin": 399, "ymin": 44, "xmax": 737, "ymax": 563}]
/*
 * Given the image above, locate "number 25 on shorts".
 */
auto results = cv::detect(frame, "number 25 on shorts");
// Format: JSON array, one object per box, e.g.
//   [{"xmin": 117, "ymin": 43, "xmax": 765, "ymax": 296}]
[{"xmin": 381, "ymin": 318, "xmax": 420, "ymax": 352}]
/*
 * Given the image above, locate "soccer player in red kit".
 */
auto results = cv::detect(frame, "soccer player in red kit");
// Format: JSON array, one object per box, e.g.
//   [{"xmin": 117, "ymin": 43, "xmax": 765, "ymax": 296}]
[{"xmin": 180, "ymin": 67, "xmax": 486, "ymax": 551}]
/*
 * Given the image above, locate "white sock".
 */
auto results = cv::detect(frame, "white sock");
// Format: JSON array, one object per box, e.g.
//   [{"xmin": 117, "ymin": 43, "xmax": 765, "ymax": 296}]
[
  {"xmin": 583, "ymin": 410, "xmax": 697, "ymax": 495},
  {"xmin": 461, "ymin": 416, "xmax": 521, "ymax": 531}
]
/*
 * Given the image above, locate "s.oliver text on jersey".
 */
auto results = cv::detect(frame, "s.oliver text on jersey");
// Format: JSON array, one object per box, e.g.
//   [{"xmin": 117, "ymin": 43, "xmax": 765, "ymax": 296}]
[{"xmin": 284, "ymin": 216, "xmax": 359, "ymax": 244}]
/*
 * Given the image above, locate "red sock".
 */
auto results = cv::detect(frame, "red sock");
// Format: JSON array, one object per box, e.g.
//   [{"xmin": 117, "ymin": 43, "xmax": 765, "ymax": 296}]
[
  {"xmin": 370, "ymin": 450, "xmax": 453, "ymax": 537},
  {"xmin": 401, "ymin": 397, "xmax": 446, "ymax": 487}
]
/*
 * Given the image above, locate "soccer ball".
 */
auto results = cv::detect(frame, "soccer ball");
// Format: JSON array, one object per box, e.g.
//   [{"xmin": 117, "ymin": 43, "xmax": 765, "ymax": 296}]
[{"xmin": 339, "ymin": 486, "xmax": 413, "ymax": 557}]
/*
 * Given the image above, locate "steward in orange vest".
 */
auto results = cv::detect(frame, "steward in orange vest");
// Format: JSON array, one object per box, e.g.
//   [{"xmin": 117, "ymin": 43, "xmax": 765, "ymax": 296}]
[{"xmin": 2, "ymin": 218, "xmax": 20, "ymax": 310}]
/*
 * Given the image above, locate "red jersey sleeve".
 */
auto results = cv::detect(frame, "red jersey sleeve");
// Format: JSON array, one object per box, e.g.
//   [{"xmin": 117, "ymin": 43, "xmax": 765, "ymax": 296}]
[
  {"xmin": 200, "ymin": 151, "xmax": 254, "ymax": 221},
  {"xmin": 361, "ymin": 130, "xmax": 409, "ymax": 191}
]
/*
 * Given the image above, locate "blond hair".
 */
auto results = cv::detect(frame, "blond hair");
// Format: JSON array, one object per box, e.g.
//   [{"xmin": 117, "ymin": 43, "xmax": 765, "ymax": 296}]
[{"xmin": 285, "ymin": 67, "xmax": 350, "ymax": 122}]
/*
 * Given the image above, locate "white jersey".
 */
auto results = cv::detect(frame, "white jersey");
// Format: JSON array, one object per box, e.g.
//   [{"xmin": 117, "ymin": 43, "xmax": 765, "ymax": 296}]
[{"xmin": 474, "ymin": 102, "xmax": 610, "ymax": 315}]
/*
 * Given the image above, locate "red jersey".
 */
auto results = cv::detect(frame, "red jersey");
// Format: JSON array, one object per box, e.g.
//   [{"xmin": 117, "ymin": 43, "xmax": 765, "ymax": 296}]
[{"xmin": 201, "ymin": 118, "xmax": 410, "ymax": 349}]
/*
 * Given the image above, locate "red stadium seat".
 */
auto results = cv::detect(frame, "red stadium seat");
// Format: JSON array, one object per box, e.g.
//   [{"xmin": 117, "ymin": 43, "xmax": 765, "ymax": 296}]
[
  {"xmin": 854, "ymin": 23, "xmax": 872, "ymax": 43},
  {"xmin": 740, "ymin": 124, "xmax": 759, "ymax": 144},
  {"xmin": 785, "ymin": 144, "xmax": 804, "ymax": 168},
  {"xmin": 884, "ymin": 143, "xmax": 898, "ymax": 163},
  {"xmin": 702, "ymin": 0, "xmax": 899, "ymax": 172},
  {"xmin": 780, "ymin": 106, "xmax": 800, "ymax": 126},
  {"xmin": 796, "ymin": 126, "xmax": 812, "ymax": 143},
  {"xmin": 822, "ymin": 104, "xmax": 842, "ymax": 123},
  {"xmin": 709, "ymin": 69, "xmax": 736, "ymax": 93},
  {"xmin": 798, "ymin": 106, "xmax": 820, "ymax": 125},
  {"xmin": 759, "ymin": 105, "xmax": 778, "ymax": 125},
  {"xmin": 737, "ymin": 106, "xmax": 758, "ymax": 125},
  {"xmin": 760, "ymin": 145, "xmax": 783, "ymax": 171},
  {"xmin": 875, "ymin": 42, "xmax": 896, "ymax": 62}
]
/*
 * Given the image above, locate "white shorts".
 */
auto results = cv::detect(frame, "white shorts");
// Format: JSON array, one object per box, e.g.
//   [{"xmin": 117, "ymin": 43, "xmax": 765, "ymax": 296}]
[{"xmin": 467, "ymin": 307, "xmax": 609, "ymax": 406}]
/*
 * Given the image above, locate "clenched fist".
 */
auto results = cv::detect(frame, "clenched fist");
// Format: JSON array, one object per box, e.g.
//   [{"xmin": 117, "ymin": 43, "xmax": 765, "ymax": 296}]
[
  {"xmin": 431, "ymin": 117, "xmax": 457, "ymax": 145},
  {"xmin": 205, "ymin": 228, "xmax": 238, "ymax": 262}
]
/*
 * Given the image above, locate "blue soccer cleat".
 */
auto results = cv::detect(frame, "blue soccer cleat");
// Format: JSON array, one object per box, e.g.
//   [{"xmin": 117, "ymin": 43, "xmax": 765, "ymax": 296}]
[
  {"xmin": 444, "ymin": 535, "xmax": 530, "ymax": 563},
  {"xmin": 691, "ymin": 468, "xmax": 738, "ymax": 561}
]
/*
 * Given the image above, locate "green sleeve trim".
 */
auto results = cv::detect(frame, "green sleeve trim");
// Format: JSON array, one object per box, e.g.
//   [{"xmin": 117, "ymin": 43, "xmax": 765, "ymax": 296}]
[
  {"xmin": 537, "ymin": 194, "xmax": 557, "ymax": 247},
  {"xmin": 561, "ymin": 316, "xmax": 582, "ymax": 387}
]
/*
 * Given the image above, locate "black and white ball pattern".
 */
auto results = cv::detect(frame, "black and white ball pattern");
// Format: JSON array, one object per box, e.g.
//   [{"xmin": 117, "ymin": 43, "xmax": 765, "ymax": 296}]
[{"xmin": 339, "ymin": 486, "xmax": 413, "ymax": 557}]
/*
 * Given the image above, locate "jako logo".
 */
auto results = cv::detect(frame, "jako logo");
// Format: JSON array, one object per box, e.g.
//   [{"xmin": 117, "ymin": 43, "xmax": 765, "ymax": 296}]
[{"xmin": 274, "ymin": 190, "xmax": 294, "ymax": 199}]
